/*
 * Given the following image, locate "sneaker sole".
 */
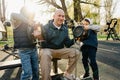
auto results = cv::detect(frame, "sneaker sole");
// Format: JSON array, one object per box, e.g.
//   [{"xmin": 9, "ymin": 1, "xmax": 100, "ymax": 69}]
[{"xmin": 81, "ymin": 76, "xmax": 92, "ymax": 80}]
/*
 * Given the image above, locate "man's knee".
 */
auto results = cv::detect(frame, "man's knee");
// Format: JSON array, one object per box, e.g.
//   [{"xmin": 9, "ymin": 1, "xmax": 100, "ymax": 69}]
[
  {"xmin": 73, "ymin": 49, "xmax": 80, "ymax": 58},
  {"xmin": 69, "ymin": 48, "xmax": 80, "ymax": 58},
  {"xmin": 75, "ymin": 49, "xmax": 80, "ymax": 56},
  {"xmin": 40, "ymin": 49, "xmax": 52, "ymax": 59}
]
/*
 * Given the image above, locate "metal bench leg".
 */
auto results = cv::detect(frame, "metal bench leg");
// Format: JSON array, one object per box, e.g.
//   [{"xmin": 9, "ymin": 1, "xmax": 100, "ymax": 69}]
[{"xmin": 53, "ymin": 59, "xmax": 58, "ymax": 74}]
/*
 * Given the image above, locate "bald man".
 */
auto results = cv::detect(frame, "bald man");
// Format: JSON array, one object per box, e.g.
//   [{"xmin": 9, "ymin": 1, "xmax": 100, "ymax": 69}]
[{"xmin": 39, "ymin": 9, "xmax": 80, "ymax": 80}]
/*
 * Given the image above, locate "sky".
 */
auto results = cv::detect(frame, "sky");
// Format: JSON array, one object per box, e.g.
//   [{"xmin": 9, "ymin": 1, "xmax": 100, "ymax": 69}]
[
  {"xmin": 5, "ymin": 0, "xmax": 120, "ymax": 25},
  {"xmin": 112, "ymin": 0, "xmax": 120, "ymax": 18},
  {"xmin": 5, "ymin": 0, "xmax": 53, "ymax": 25},
  {"xmin": 100, "ymin": 0, "xmax": 120, "ymax": 25}
]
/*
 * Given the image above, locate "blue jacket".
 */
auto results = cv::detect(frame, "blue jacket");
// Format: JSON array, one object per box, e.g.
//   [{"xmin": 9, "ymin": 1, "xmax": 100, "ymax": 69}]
[
  {"xmin": 41, "ymin": 20, "xmax": 74, "ymax": 49},
  {"xmin": 82, "ymin": 29, "xmax": 98, "ymax": 48}
]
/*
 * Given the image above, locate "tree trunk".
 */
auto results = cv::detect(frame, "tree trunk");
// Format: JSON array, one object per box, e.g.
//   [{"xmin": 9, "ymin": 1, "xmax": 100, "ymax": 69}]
[
  {"xmin": 1, "ymin": 0, "xmax": 7, "ymax": 41},
  {"xmin": 60, "ymin": 0, "xmax": 70, "ymax": 20},
  {"xmin": 0, "ymin": 0, "xmax": 2, "ymax": 19},
  {"xmin": 73, "ymin": 0, "xmax": 83, "ymax": 22}
]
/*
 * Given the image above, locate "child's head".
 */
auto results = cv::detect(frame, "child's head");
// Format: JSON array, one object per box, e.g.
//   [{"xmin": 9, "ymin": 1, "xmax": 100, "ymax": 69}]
[
  {"xmin": 82, "ymin": 18, "xmax": 91, "ymax": 26},
  {"xmin": 20, "ymin": 6, "xmax": 35, "ymax": 20}
]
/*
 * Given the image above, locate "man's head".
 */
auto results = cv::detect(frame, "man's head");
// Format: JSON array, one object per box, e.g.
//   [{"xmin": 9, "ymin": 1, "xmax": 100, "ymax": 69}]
[{"xmin": 53, "ymin": 9, "xmax": 65, "ymax": 26}]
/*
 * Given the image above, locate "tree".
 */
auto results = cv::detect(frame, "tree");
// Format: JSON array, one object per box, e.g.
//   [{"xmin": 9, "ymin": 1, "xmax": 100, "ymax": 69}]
[
  {"xmin": 104, "ymin": 0, "xmax": 113, "ymax": 22},
  {"xmin": 37, "ymin": 0, "xmax": 100, "ymax": 22},
  {"xmin": 73, "ymin": 0, "xmax": 83, "ymax": 22},
  {"xmin": 38, "ymin": 0, "xmax": 70, "ymax": 20},
  {"xmin": 104, "ymin": 0, "xmax": 118, "ymax": 21},
  {"xmin": 0, "ymin": 0, "xmax": 2, "ymax": 19},
  {"xmin": 103, "ymin": 0, "xmax": 120, "ymax": 35},
  {"xmin": 80, "ymin": 0, "xmax": 100, "ymax": 23},
  {"xmin": 0, "ymin": 0, "xmax": 7, "ymax": 41}
]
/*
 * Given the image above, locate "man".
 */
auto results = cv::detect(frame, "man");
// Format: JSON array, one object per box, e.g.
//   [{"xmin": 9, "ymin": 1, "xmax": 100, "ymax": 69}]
[
  {"xmin": 80, "ymin": 18, "xmax": 100, "ymax": 80},
  {"xmin": 36, "ymin": 9, "xmax": 80, "ymax": 80},
  {"xmin": 10, "ymin": 6, "xmax": 39, "ymax": 80}
]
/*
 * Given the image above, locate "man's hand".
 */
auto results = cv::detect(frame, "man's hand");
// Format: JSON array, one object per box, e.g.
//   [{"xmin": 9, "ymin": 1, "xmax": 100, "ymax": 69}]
[
  {"xmin": 32, "ymin": 23, "xmax": 44, "ymax": 40},
  {"xmin": 32, "ymin": 30, "xmax": 44, "ymax": 40}
]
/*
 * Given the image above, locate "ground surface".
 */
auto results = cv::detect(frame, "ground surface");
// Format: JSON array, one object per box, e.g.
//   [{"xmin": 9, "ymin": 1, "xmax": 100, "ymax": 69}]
[{"xmin": 0, "ymin": 40, "xmax": 120, "ymax": 80}]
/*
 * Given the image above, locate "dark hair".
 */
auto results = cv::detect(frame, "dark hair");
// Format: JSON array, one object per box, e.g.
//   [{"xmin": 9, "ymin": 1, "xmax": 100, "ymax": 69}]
[{"xmin": 84, "ymin": 19, "xmax": 90, "ymax": 24}]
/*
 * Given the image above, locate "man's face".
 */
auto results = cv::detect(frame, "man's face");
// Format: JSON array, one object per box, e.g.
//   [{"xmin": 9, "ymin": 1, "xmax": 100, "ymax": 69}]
[{"xmin": 53, "ymin": 10, "xmax": 65, "ymax": 26}]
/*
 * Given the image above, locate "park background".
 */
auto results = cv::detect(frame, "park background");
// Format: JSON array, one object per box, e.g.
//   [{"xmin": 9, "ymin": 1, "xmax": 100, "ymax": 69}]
[
  {"xmin": 0, "ymin": 0, "xmax": 120, "ymax": 80},
  {"xmin": 0, "ymin": 0, "xmax": 120, "ymax": 46}
]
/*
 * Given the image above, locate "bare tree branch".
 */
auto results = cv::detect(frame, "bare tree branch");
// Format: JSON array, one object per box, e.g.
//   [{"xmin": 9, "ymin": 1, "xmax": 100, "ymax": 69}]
[
  {"xmin": 42, "ymin": 0, "xmax": 62, "ymax": 9},
  {"xmin": 60, "ymin": 0, "xmax": 66, "ymax": 10},
  {"xmin": 37, "ymin": 0, "xmax": 70, "ymax": 19},
  {"xmin": 60, "ymin": 0, "xmax": 70, "ymax": 20},
  {"xmin": 80, "ymin": 0, "xmax": 100, "ymax": 7},
  {"xmin": 37, "ymin": 0, "xmax": 62, "ymax": 9}
]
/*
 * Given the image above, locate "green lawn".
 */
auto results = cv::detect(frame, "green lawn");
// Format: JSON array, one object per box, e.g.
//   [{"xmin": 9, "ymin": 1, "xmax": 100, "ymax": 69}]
[
  {"xmin": 0, "ymin": 30, "xmax": 119, "ymax": 47},
  {"xmin": 0, "ymin": 27, "xmax": 14, "ymax": 47},
  {"xmin": 97, "ymin": 34, "xmax": 107, "ymax": 40}
]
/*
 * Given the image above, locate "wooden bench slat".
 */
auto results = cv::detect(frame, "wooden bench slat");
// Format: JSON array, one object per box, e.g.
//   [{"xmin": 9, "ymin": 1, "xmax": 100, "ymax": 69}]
[
  {"xmin": 0, "ymin": 59, "xmax": 21, "ymax": 70},
  {"xmin": 0, "ymin": 58, "xmax": 61, "ymax": 75}
]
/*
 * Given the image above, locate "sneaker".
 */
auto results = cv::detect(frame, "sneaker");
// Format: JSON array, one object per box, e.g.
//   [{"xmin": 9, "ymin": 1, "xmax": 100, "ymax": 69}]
[
  {"xmin": 80, "ymin": 74, "xmax": 91, "ymax": 79},
  {"xmin": 64, "ymin": 74, "xmax": 75, "ymax": 80},
  {"xmin": 64, "ymin": 74, "xmax": 80, "ymax": 80}
]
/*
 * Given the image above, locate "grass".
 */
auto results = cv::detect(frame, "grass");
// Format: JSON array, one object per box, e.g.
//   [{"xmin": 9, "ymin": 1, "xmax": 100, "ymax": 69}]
[
  {"xmin": 0, "ymin": 38, "xmax": 14, "ymax": 48},
  {"xmin": 0, "ymin": 34, "xmax": 107, "ymax": 47},
  {"xmin": 0, "ymin": 27, "xmax": 14, "ymax": 48},
  {"xmin": 0, "ymin": 28, "xmax": 119, "ymax": 47},
  {"xmin": 97, "ymin": 34, "xmax": 107, "ymax": 40}
]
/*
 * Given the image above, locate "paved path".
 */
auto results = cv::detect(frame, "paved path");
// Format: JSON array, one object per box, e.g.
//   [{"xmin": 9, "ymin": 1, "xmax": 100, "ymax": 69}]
[
  {"xmin": 58, "ymin": 40, "xmax": 120, "ymax": 80},
  {"xmin": 0, "ymin": 40, "xmax": 120, "ymax": 80}
]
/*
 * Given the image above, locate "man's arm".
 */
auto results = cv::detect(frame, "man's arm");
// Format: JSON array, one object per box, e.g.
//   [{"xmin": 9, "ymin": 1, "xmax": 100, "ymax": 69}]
[{"xmin": 32, "ymin": 24, "xmax": 44, "ymax": 40}]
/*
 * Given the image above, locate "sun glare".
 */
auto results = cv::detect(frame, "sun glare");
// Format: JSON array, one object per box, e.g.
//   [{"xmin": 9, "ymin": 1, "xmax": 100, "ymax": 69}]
[
  {"xmin": 25, "ymin": 2, "xmax": 39, "ymax": 14},
  {"xmin": 23, "ymin": 1, "xmax": 42, "ymax": 22},
  {"xmin": 6, "ymin": 0, "xmax": 53, "ymax": 25},
  {"xmin": 24, "ymin": 1, "xmax": 53, "ymax": 24}
]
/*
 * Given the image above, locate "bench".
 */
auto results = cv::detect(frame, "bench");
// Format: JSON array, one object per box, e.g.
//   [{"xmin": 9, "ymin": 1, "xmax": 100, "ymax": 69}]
[
  {"xmin": 52, "ymin": 58, "xmax": 61, "ymax": 74},
  {"xmin": 0, "ymin": 59, "xmax": 22, "ymax": 70},
  {"xmin": 0, "ymin": 58, "xmax": 60, "ymax": 74}
]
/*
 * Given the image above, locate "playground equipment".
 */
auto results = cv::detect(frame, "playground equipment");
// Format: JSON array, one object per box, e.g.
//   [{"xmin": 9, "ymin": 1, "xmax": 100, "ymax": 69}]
[{"xmin": 104, "ymin": 18, "xmax": 120, "ymax": 40}]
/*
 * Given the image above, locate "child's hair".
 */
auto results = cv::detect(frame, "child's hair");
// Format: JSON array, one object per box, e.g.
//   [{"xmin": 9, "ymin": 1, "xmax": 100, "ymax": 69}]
[
  {"xmin": 84, "ymin": 18, "xmax": 91, "ymax": 24},
  {"xmin": 20, "ymin": 6, "xmax": 35, "ymax": 20}
]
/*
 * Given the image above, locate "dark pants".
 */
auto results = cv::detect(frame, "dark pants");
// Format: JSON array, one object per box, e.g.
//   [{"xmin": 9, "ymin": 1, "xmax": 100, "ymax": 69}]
[{"xmin": 81, "ymin": 45, "xmax": 99, "ymax": 79}]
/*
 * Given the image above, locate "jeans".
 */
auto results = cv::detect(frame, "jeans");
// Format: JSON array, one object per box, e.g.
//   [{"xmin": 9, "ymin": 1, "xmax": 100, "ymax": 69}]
[
  {"xmin": 19, "ymin": 48, "xmax": 39, "ymax": 80},
  {"xmin": 81, "ymin": 45, "xmax": 99, "ymax": 79}
]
